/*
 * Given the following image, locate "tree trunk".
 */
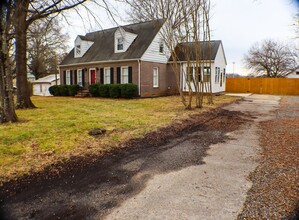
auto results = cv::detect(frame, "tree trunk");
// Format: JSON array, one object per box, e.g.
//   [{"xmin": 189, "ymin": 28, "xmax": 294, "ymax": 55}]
[
  {"xmin": 0, "ymin": 24, "xmax": 18, "ymax": 123},
  {"xmin": 15, "ymin": 0, "xmax": 36, "ymax": 109}
]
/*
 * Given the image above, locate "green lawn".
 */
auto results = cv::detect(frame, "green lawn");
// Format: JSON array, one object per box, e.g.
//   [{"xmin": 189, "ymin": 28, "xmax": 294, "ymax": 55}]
[{"xmin": 0, "ymin": 95, "xmax": 237, "ymax": 183}]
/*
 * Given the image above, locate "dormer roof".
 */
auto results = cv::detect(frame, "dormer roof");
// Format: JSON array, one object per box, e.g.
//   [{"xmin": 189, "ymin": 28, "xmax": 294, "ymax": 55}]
[
  {"xmin": 60, "ymin": 19, "xmax": 166, "ymax": 65},
  {"xmin": 77, "ymin": 35, "xmax": 93, "ymax": 42}
]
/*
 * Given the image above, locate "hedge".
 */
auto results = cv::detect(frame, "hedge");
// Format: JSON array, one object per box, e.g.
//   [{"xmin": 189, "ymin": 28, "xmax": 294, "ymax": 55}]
[
  {"xmin": 49, "ymin": 85, "xmax": 80, "ymax": 96},
  {"xmin": 109, "ymin": 84, "xmax": 121, "ymax": 98},
  {"xmin": 88, "ymin": 84, "xmax": 138, "ymax": 99}
]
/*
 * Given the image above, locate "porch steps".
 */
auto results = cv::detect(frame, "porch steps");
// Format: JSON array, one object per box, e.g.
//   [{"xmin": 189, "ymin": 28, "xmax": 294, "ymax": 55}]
[{"xmin": 75, "ymin": 89, "xmax": 90, "ymax": 97}]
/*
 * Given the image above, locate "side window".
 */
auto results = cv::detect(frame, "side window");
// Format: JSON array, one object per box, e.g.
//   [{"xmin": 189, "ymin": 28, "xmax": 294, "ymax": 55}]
[
  {"xmin": 153, "ymin": 67, "xmax": 159, "ymax": 87},
  {"xmin": 215, "ymin": 67, "xmax": 218, "ymax": 83}
]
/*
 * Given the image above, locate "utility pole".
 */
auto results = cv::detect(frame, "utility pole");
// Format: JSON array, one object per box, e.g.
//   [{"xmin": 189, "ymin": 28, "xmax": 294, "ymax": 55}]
[{"xmin": 232, "ymin": 61, "xmax": 235, "ymax": 78}]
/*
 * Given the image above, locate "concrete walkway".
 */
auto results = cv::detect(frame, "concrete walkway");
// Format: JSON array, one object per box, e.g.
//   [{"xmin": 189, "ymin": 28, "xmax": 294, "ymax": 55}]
[{"xmin": 105, "ymin": 95, "xmax": 281, "ymax": 220}]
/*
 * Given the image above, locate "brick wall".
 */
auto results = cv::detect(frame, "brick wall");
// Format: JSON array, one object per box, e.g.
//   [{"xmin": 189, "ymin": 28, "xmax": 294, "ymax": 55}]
[
  {"xmin": 59, "ymin": 61, "xmax": 139, "ymax": 88},
  {"xmin": 59, "ymin": 60, "xmax": 179, "ymax": 97},
  {"xmin": 140, "ymin": 61, "xmax": 178, "ymax": 97}
]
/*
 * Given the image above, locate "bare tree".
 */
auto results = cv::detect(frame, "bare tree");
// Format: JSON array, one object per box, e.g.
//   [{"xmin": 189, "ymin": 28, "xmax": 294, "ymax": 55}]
[
  {"xmin": 125, "ymin": 0, "xmax": 213, "ymax": 109},
  {"xmin": 295, "ymin": 13, "xmax": 299, "ymax": 39},
  {"xmin": 244, "ymin": 40, "xmax": 298, "ymax": 78},
  {"xmin": 14, "ymin": 0, "xmax": 90, "ymax": 109},
  {"xmin": 0, "ymin": 0, "xmax": 113, "ymax": 123},
  {"xmin": 0, "ymin": 0, "xmax": 18, "ymax": 123},
  {"xmin": 27, "ymin": 18, "xmax": 69, "ymax": 79}
]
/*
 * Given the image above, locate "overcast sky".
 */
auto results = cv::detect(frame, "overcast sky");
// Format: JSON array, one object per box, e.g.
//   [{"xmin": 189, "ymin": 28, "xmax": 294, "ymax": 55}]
[{"xmin": 63, "ymin": 0, "xmax": 299, "ymax": 75}]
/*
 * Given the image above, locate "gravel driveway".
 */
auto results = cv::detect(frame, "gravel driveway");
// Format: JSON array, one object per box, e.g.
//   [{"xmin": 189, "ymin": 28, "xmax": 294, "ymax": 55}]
[{"xmin": 1, "ymin": 94, "xmax": 297, "ymax": 220}]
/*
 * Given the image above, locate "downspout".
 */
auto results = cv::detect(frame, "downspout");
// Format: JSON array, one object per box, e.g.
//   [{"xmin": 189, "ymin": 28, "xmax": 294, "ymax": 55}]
[{"xmin": 138, "ymin": 59, "xmax": 141, "ymax": 96}]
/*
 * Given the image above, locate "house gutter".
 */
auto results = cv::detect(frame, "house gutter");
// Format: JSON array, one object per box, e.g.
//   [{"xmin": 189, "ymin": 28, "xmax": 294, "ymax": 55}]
[
  {"xmin": 168, "ymin": 60, "xmax": 215, "ymax": 64},
  {"xmin": 138, "ymin": 59, "xmax": 141, "ymax": 96},
  {"xmin": 58, "ymin": 58, "xmax": 140, "ymax": 68}
]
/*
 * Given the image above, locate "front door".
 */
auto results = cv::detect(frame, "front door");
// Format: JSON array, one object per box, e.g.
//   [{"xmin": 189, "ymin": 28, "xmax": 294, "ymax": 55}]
[{"xmin": 90, "ymin": 69, "xmax": 96, "ymax": 84}]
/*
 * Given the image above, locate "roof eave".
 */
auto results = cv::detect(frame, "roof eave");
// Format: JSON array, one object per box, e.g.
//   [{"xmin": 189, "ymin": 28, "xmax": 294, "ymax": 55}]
[{"xmin": 59, "ymin": 58, "xmax": 141, "ymax": 68}]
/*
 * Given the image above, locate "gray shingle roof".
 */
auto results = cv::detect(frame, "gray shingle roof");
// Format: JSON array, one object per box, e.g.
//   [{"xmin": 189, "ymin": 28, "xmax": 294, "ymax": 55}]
[
  {"xmin": 32, "ymin": 74, "xmax": 60, "ymax": 83},
  {"xmin": 169, "ymin": 40, "xmax": 222, "ymax": 62},
  {"xmin": 60, "ymin": 19, "xmax": 165, "ymax": 66}
]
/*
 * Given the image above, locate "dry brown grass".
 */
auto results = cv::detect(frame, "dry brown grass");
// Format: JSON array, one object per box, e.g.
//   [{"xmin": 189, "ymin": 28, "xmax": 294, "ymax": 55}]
[{"xmin": 0, "ymin": 95, "xmax": 238, "ymax": 183}]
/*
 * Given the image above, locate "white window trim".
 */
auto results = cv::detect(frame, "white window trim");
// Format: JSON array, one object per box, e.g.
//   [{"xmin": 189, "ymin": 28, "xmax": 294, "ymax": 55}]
[
  {"xmin": 77, "ymin": 69, "xmax": 83, "ymax": 86},
  {"xmin": 121, "ymin": 66, "xmax": 129, "ymax": 84},
  {"xmin": 66, "ymin": 70, "xmax": 71, "ymax": 85},
  {"xmin": 89, "ymin": 68, "xmax": 96, "ymax": 84},
  {"xmin": 153, "ymin": 67, "xmax": 159, "ymax": 88},
  {"xmin": 75, "ymin": 45, "xmax": 81, "ymax": 57},
  {"xmin": 104, "ymin": 67, "xmax": 111, "ymax": 84},
  {"xmin": 117, "ymin": 37, "xmax": 124, "ymax": 52}
]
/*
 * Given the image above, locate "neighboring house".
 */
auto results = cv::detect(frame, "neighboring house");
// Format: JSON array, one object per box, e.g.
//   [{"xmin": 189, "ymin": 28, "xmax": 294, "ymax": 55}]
[
  {"xmin": 32, "ymin": 74, "xmax": 60, "ymax": 96},
  {"xmin": 226, "ymin": 73, "xmax": 244, "ymax": 78},
  {"xmin": 59, "ymin": 19, "xmax": 227, "ymax": 97},
  {"xmin": 286, "ymin": 69, "xmax": 299, "ymax": 78},
  {"xmin": 169, "ymin": 41, "xmax": 227, "ymax": 93},
  {"xmin": 27, "ymin": 73, "xmax": 36, "ymax": 82}
]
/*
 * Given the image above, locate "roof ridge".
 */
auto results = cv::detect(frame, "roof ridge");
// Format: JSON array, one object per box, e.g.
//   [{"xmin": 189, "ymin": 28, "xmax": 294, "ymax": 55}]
[
  {"xmin": 178, "ymin": 40, "xmax": 221, "ymax": 44},
  {"xmin": 83, "ymin": 18, "xmax": 165, "ymax": 37}
]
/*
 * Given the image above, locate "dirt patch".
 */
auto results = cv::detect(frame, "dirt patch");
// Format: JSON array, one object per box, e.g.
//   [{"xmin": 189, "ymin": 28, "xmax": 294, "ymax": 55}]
[
  {"xmin": 0, "ymin": 106, "xmax": 254, "ymax": 220},
  {"xmin": 238, "ymin": 96, "xmax": 299, "ymax": 220}
]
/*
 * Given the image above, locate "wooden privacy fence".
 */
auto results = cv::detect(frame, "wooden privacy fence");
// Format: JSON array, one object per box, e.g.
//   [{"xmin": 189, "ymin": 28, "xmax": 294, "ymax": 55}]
[{"xmin": 226, "ymin": 78, "xmax": 299, "ymax": 95}]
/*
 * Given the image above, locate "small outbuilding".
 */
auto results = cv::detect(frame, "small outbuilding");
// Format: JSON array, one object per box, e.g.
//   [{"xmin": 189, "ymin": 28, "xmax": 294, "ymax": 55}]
[{"xmin": 32, "ymin": 74, "xmax": 60, "ymax": 96}]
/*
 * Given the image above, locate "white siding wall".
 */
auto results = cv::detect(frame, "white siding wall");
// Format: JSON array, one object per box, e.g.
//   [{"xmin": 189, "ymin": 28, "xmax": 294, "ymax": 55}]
[
  {"xmin": 74, "ymin": 36, "xmax": 94, "ymax": 58},
  {"xmin": 33, "ymin": 83, "xmax": 51, "ymax": 96},
  {"xmin": 81, "ymin": 41, "xmax": 93, "ymax": 56},
  {"xmin": 114, "ymin": 28, "xmax": 137, "ymax": 53},
  {"xmin": 180, "ymin": 43, "xmax": 227, "ymax": 94},
  {"xmin": 33, "ymin": 80, "xmax": 60, "ymax": 96},
  {"xmin": 213, "ymin": 43, "xmax": 227, "ymax": 93},
  {"xmin": 141, "ymin": 23, "xmax": 170, "ymax": 64},
  {"xmin": 181, "ymin": 62, "xmax": 215, "ymax": 93}
]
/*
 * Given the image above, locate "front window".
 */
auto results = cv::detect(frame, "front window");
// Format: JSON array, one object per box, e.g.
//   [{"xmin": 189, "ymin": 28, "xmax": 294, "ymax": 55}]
[
  {"xmin": 77, "ymin": 69, "xmax": 83, "ymax": 86},
  {"xmin": 121, "ymin": 67, "xmax": 128, "ymax": 84},
  {"xmin": 66, "ymin": 70, "xmax": 71, "ymax": 85},
  {"xmin": 104, "ymin": 68, "xmax": 111, "ymax": 84},
  {"xmin": 153, "ymin": 67, "xmax": 159, "ymax": 87},
  {"xmin": 159, "ymin": 40, "xmax": 164, "ymax": 54},
  {"xmin": 75, "ymin": 45, "xmax": 81, "ymax": 56},
  {"xmin": 117, "ymin": 38, "xmax": 124, "ymax": 51},
  {"xmin": 187, "ymin": 66, "xmax": 202, "ymax": 82},
  {"xmin": 203, "ymin": 67, "xmax": 211, "ymax": 82}
]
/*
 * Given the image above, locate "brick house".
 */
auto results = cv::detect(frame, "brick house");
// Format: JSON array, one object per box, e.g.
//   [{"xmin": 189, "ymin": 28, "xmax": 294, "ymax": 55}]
[
  {"xmin": 59, "ymin": 19, "xmax": 226, "ymax": 97},
  {"xmin": 59, "ymin": 19, "xmax": 177, "ymax": 97}
]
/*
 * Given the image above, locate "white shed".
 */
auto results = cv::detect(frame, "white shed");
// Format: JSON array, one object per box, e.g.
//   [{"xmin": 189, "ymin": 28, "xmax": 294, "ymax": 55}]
[{"xmin": 32, "ymin": 74, "xmax": 60, "ymax": 96}]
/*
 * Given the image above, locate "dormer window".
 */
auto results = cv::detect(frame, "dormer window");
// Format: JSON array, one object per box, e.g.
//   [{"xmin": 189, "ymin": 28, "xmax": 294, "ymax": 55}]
[
  {"xmin": 117, "ymin": 37, "xmax": 124, "ymax": 51},
  {"xmin": 159, "ymin": 40, "xmax": 164, "ymax": 54},
  {"xmin": 75, "ymin": 45, "xmax": 81, "ymax": 56}
]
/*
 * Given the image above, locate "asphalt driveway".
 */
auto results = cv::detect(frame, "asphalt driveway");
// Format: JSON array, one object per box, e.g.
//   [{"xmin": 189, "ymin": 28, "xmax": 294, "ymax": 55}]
[{"xmin": 0, "ymin": 94, "xmax": 282, "ymax": 220}]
